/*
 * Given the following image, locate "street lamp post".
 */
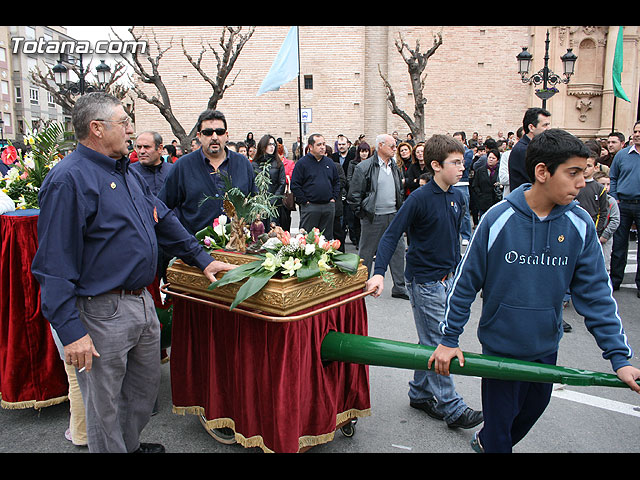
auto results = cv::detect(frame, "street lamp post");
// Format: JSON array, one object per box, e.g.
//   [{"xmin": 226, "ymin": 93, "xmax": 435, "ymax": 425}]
[
  {"xmin": 516, "ymin": 29, "xmax": 577, "ymax": 109},
  {"xmin": 52, "ymin": 54, "xmax": 112, "ymax": 96}
]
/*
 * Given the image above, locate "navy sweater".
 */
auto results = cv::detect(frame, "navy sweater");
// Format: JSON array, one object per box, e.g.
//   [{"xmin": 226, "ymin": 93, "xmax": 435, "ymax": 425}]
[
  {"xmin": 290, "ymin": 153, "xmax": 340, "ymax": 205},
  {"xmin": 373, "ymin": 179, "xmax": 463, "ymax": 283},
  {"xmin": 158, "ymin": 148, "xmax": 256, "ymax": 235}
]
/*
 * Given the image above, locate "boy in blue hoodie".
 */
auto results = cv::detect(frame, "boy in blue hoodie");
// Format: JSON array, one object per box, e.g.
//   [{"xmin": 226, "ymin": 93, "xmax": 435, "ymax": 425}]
[{"xmin": 429, "ymin": 128, "xmax": 640, "ymax": 453}]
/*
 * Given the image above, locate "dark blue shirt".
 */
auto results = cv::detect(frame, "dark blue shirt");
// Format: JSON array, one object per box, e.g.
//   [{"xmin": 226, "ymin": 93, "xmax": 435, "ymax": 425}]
[
  {"xmin": 158, "ymin": 147, "xmax": 257, "ymax": 235},
  {"xmin": 31, "ymin": 143, "xmax": 213, "ymax": 346},
  {"xmin": 290, "ymin": 153, "xmax": 340, "ymax": 204},
  {"xmin": 130, "ymin": 159, "xmax": 173, "ymax": 196},
  {"xmin": 373, "ymin": 179, "xmax": 463, "ymax": 283}
]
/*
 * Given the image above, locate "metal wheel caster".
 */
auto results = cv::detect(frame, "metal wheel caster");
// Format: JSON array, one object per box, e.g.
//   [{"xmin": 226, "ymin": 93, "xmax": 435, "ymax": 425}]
[{"xmin": 340, "ymin": 418, "xmax": 357, "ymax": 437}]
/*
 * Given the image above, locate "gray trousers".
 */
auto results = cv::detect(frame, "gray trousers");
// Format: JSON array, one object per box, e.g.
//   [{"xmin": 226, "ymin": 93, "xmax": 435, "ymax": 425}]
[
  {"xmin": 299, "ymin": 202, "xmax": 335, "ymax": 239},
  {"xmin": 359, "ymin": 212, "xmax": 406, "ymax": 294},
  {"xmin": 75, "ymin": 289, "xmax": 160, "ymax": 453}
]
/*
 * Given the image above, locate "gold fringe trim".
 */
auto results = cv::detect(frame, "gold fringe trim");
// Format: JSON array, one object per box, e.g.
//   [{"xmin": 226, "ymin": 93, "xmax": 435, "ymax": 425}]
[
  {"xmin": 1, "ymin": 394, "xmax": 68, "ymax": 410},
  {"xmin": 173, "ymin": 404, "xmax": 372, "ymax": 453}
]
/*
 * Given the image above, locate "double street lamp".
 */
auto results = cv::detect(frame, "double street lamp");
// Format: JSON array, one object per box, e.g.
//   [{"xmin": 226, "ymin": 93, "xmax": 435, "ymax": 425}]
[
  {"xmin": 517, "ymin": 29, "xmax": 578, "ymax": 108},
  {"xmin": 52, "ymin": 54, "xmax": 112, "ymax": 95}
]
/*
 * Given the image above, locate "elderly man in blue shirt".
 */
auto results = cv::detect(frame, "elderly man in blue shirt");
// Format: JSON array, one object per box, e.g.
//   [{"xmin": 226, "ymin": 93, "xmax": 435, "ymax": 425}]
[{"xmin": 31, "ymin": 93, "xmax": 234, "ymax": 454}]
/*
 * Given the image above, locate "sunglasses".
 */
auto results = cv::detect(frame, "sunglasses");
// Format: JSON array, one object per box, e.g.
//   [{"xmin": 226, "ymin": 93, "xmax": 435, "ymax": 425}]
[{"xmin": 200, "ymin": 127, "xmax": 227, "ymax": 137}]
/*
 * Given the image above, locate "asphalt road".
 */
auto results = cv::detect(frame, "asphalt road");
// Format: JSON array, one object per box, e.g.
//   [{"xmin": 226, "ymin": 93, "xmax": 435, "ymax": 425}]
[{"xmin": 1, "ymin": 212, "xmax": 639, "ymax": 455}]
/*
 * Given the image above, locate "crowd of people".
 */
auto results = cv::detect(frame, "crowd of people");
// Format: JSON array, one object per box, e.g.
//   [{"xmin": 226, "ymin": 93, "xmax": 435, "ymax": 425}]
[{"xmin": 2, "ymin": 92, "xmax": 640, "ymax": 454}]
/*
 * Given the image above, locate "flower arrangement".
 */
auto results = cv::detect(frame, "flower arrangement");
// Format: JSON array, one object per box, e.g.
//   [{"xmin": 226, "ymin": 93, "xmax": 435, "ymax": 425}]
[
  {"xmin": 0, "ymin": 123, "xmax": 67, "ymax": 209},
  {"xmin": 207, "ymin": 226, "xmax": 361, "ymax": 310}
]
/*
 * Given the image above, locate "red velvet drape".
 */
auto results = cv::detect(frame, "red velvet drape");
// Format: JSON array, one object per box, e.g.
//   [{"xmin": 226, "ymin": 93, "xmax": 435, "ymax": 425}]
[
  {"xmin": 170, "ymin": 290, "xmax": 371, "ymax": 453},
  {"xmin": 0, "ymin": 212, "xmax": 68, "ymax": 408}
]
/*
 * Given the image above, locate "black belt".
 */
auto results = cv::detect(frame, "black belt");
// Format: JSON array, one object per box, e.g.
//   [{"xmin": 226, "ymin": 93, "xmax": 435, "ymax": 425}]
[
  {"xmin": 620, "ymin": 198, "xmax": 640, "ymax": 204},
  {"xmin": 108, "ymin": 288, "xmax": 145, "ymax": 296}
]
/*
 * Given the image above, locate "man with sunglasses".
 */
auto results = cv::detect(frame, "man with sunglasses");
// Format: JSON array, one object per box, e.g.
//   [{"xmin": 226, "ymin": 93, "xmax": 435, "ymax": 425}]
[
  {"xmin": 158, "ymin": 109, "xmax": 257, "ymax": 235},
  {"xmin": 31, "ymin": 93, "xmax": 235, "ymax": 453}
]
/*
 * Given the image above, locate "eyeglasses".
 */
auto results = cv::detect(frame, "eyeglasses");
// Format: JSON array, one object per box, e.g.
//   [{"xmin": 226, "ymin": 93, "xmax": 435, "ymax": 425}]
[
  {"xmin": 444, "ymin": 160, "xmax": 464, "ymax": 167},
  {"xmin": 200, "ymin": 127, "xmax": 227, "ymax": 137},
  {"xmin": 96, "ymin": 117, "xmax": 132, "ymax": 128}
]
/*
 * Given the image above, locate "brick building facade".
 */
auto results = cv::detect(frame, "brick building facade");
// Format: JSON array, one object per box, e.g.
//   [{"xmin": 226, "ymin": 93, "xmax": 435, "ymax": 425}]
[{"xmin": 132, "ymin": 26, "xmax": 640, "ymax": 152}]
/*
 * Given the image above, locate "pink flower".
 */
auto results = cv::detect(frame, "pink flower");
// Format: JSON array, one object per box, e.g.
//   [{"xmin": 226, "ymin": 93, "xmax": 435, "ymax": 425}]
[
  {"xmin": 213, "ymin": 218, "xmax": 219, "ymax": 228},
  {"xmin": 1, "ymin": 146, "xmax": 17, "ymax": 165},
  {"xmin": 322, "ymin": 242, "xmax": 331, "ymax": 251},
  {"xmin": 332, "ymin": 239, "xmax": 341, "ymax": 250},
  {"xmin": 281, "ymin": 231, "xmax": 291, "ymax": 245}
]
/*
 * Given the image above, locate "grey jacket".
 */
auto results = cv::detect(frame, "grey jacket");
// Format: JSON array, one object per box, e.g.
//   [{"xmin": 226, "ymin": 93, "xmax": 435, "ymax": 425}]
[{"xmin": 346, "ymin": 153, "xmax": 404, "ymax": 222}]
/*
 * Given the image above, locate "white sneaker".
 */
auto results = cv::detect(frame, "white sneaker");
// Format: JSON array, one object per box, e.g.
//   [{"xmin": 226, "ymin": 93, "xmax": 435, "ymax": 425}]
[{"xmin": 461, "ymin": 239, "xmax": 469, "ymax": 246}]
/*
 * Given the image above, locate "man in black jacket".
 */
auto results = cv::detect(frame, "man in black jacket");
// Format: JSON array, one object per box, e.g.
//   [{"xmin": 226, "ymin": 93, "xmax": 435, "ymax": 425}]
[
  {"xmin": 347, "ymin": 133, "xmax": 408, "ymax": 299},
  {"xmin": 291, "ymin": 134, "xmax": 340, "ymax": 239},
  {"xmin": 508, "ymin": 107, "xmax": 551, "ymax": 192}
]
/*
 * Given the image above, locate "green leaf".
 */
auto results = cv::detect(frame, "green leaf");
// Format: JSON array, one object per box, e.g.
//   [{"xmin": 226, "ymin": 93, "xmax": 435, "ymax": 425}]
[
  {"xmin": 331, "ymin": 252, "xmax": 360, "ymax": 274},
  {"xmin": 296, "ymin": 257, "xmax": 321, "ymax": 282},
  {"xmin": 195, "ymin": 226, "xmax": 214, "ymax": 241},
  {"xmin": 230, "ymin": 268, "xmax": 279, "ymax": 310},
  {"xmin": 207, "ymin": 260, "xmax": 264, "ymax": 290}
]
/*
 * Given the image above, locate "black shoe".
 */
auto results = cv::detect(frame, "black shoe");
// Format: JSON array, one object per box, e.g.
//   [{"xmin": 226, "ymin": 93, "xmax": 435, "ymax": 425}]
[
  {"xmin": 392, "ymin": 291, "xmax": 409, "ymax": 300},
  {"xmin": 563, "ymin": 320, "xmax": 572, "ymax": 332},
  {"xmin": 410, "ymin": 399, "xmax": 444, "ymax": 420},
  {"xmin": 447, "ymin": 408, "xmax": 483, "ymax": 429},
  {"xmin": 637, "ymin": 290, "xmax": 640, "ymax": 299},
  {"xmin": 133, "ymin": 443, "xmax": 165, "ymax": 453}
]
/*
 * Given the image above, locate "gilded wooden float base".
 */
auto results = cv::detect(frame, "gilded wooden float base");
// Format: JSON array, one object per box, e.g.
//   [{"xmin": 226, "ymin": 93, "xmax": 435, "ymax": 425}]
[{"xmin": 165, "ymin": 250, "xmax": 368, "ymax": 317}]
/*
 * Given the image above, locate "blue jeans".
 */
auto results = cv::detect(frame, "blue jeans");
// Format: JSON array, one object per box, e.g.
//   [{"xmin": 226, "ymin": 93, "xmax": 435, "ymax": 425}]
[
  {"xmin": 406, "ymin": 276, "xmax": 468, "ymax": 423},
  {"xmin": 454, "ymin": 185, "xmax": 471, "ymax": 241}
]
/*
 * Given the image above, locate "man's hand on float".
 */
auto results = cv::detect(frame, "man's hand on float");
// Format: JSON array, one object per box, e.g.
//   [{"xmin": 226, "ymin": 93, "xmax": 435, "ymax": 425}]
[{"xmin": 203, "ymin": 260, "xmax": 237, "ymax": 283}]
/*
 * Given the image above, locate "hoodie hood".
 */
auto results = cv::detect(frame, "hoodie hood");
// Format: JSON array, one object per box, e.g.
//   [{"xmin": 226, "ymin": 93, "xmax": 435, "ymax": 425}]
[{"xmin": 506, "ymin": 183, "xmax": 579, "ymax": 256}]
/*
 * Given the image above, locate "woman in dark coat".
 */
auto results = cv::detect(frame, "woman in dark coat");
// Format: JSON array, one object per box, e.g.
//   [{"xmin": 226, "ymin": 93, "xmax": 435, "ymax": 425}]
[
  {"xmin": 405, "ymin": 142, "xmax": 428, "ymax": 195},
  {"xmin": 252, "ymin": 134, "xmax": 286, "ymax": 229},
  {"xmin": 471, "ymin": 148, "xmax": 503, "ymax": 219}
]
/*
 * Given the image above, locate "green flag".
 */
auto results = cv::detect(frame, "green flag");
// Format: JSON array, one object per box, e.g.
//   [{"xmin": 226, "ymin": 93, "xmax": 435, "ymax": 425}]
[{"xmin": 613, "ymin": 26, "xmax": 630, "ymax": 102}]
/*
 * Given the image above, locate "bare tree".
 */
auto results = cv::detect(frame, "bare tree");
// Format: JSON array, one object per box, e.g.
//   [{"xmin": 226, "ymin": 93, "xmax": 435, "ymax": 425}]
[
  {"xmin": 379, "ymin": 30, "xmax": 443, "ymax": 142},
  {"xmin": 118, "ymin": 26, "xmax": 255, "ymax": 151}
]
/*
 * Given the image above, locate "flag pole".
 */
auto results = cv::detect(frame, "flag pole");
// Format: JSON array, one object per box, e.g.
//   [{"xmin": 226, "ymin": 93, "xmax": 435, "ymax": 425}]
[
  {"xmin": 612, "ymin": 95, "xmax": 617, "ymax": 132},
  {"xmin": 296, "ymin": 26, "xmax": 303, "ymax": 159}
]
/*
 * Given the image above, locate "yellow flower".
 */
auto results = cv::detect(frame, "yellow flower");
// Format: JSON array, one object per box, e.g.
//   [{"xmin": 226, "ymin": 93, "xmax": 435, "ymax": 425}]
[{"xmin": 318, "ymin": 253, "xmax": 330, "ymax": 272}]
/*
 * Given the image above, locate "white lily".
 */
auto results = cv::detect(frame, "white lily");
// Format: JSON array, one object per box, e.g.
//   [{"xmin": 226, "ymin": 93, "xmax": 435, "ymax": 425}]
[{"xmin": 281, "ymin": 256, "xmax": 302, "ymax": 276}]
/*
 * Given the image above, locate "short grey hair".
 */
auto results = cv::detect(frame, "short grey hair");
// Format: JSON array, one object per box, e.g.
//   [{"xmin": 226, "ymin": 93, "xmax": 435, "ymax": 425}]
[
  {"xmin": 376, "ymin": 134, "xmax": 392, "ymax": 147},
  {"xmin": 72, "ymin": 92, "xmax": 122, "ymax": 141}
]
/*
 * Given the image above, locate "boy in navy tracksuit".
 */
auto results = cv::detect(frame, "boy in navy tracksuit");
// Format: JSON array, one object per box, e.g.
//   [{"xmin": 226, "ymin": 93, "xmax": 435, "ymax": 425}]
[{"xmin": 429, "ymin": 129, "xmax": 640, "ymax": 453}]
